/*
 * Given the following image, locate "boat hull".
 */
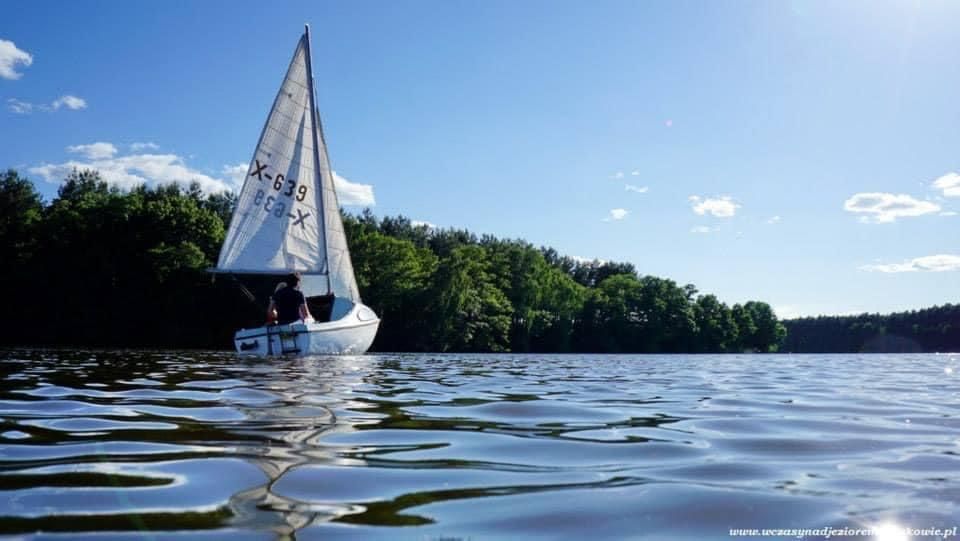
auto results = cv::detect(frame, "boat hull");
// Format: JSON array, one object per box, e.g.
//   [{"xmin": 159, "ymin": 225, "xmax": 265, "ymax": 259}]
[{"xmin": 233, "ymin": 302, "xmax": 379, "ymax": 355}]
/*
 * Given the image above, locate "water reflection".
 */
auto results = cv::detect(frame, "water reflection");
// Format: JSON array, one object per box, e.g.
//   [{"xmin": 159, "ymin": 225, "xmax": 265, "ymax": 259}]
[{"xmin": 0, "ymin": 350, "xmax": 958, "ymax": 539}]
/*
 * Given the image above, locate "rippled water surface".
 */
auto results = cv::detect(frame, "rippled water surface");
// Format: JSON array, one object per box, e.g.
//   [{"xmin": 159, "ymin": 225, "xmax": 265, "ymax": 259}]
[{"xmin": 1, "ymin": 350, "xmax": 959, "ymax": 540}]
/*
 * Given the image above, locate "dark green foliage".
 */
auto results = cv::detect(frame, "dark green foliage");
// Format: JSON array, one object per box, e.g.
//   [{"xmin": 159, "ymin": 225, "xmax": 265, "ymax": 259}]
[
  {"xmin": 0, "ymin": 168, "xmax": 792, "ymax": 352},
  {"xmin": 782, "ymin": 304, "xmax": 960, "ymax": 353},
  {"xmin": 345, "ymin": 213, "xmax": 438, "ymax": 351},
  {"xmin": 693, "ymin": 294, "xmax": 738, "ymax": 353},
  {"xmin": 427, "ymin": 245, "xmax": 512, "ymax": 352},
  {"xmin": 0, "ymin": 169, "xmax": 237, "ymax": 348},
  {"xmin": 0, "ymin": 169, "xmax": 43, "ymax": 269},
  {"xmin": 741, "ymin": 301, "xmax": 787, "ymax": 352}
]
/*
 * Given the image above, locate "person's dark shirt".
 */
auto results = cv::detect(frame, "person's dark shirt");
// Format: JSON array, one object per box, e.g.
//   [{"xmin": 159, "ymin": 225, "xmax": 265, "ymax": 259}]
[{"xmin": 273, "ymin": 287, "xmax": 305, "ymax": 324}]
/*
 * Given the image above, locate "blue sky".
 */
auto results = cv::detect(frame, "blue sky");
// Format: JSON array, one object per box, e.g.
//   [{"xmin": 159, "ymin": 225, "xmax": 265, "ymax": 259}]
[{"xmin": 2, "ymin": 0, "xmax": 958, "ymax": 318}]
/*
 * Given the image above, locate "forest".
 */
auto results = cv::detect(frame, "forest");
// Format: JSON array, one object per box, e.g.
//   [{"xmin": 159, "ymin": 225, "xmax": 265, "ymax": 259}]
[
  {"xmin": 0, "ymin": 168, "xmax": 794, "ymax": 353},
  {"xmin": 782, "ymin": 305, "xmax": 960, "ymax": 353}
]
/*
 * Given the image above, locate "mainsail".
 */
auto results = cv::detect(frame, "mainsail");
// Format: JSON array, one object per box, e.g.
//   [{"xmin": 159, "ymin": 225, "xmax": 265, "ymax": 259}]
[{"xmin": 215, "ymin": 28, "xmax": 360, "ymax": 303}]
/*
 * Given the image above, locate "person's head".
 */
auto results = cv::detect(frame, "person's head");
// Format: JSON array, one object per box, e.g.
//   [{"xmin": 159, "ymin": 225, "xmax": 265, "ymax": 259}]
[{"xmin": 286, "ymin": 272, "xmax": 301, "ymax": 288}]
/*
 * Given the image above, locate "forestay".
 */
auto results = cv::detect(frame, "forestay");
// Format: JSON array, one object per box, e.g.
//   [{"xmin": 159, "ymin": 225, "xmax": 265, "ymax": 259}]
[{"xmin": 215, "ymin": 32, "xmax": 360, "ymax": 303}]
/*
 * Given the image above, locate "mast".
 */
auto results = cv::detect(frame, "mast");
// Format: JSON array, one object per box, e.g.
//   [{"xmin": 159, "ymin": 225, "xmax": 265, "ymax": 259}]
[{"xmin": 303, "ymin": 24, "xmax": 333, "ymax": 295}]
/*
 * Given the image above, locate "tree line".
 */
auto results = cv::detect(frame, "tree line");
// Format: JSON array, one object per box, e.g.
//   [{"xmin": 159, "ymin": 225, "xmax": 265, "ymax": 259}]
[
  {"xmin": 781, "ymin": 304, "xmax": 960, "ymax": 353},
  {"xmin": 0, "ymin": 168, "xmax": 788, "ymax": 352}
]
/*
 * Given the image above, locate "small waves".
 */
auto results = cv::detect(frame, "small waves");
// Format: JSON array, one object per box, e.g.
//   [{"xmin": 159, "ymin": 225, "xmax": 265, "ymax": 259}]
[{"xmin": 0, "ymin": 350, "xmax": 958, "ymax": 539}]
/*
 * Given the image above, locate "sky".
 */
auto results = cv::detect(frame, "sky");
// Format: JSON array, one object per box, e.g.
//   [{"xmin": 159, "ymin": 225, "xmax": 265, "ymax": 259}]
[{"xmin": 2, "ymin": 0, "xmax": 958, "ymax": 318}]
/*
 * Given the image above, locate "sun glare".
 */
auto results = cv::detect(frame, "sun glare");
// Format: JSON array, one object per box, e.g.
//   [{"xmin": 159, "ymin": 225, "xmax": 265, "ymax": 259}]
[{"xmin": 873, "ymin": 522, "xmax": 909, "ymax": 541}]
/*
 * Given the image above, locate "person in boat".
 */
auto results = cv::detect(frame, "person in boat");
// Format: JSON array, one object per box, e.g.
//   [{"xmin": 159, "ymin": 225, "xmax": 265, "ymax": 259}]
[{"xmin": 269, "ymin": 273, "xmax": 313, "ymax": 325}]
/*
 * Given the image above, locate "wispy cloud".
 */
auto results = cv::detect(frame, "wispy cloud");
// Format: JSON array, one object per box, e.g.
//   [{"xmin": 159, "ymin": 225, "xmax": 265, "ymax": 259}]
[
  {"xmin": 690, "ymin": 226, "xmax": 716, "ymax": 234},
  {"xmin": 131, "ymin": 142, "xmax": 160, "ymax": 152},
  {"xmin": 843, "ymin": 192, "xmax": 940, "ymax": 223},
  {"xmin": 603, "ymin": 208, "xmax": 629, "ymax": 222},
  {"xmin": 0, "ymin": 39, "xmax": 32, "ymax": 80},
  {"xmin": 767, "ymin": 215, "xmax": 782, "ymax": 224},
  {"xmin": 933, "ymin": 172, "xmax": 960, "ymax": 197},
  {"xmin": 860, "ymin": 254, "xmax": 960, "ymax": 273},
  {"xmin": 689, "ymin": 195, "xmax": 739, "ymax": 218},
  {"xmin": 411, "ymin": 220, "xmax": 436, "ymax": 229},
  {"xmin": 609, "ymin": 171, "xmax": 625, "ymax": 180},
  {"xmin": 8, "ymin": 94, "xmax": 87, "ymax": 114},
  {"xmin": 7, "ymin": 98, "xmax": 33, "ymax": 114},
  {"xmin": 941, "ymin": 211, "xmax": 958, "ymax": 217},
  {"xmin": 625, "ymin": 184, "xmax": 648, "ymax": 193},
  {"xmin": 67, "ymin": 142, "xmax": 117, "ymax": 160}
]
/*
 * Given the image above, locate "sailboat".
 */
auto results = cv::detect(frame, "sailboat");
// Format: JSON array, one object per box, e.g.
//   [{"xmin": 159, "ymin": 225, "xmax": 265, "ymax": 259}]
[{"xmin": 211, "ymin": 25, "xmax": 379, "ymax": 355}]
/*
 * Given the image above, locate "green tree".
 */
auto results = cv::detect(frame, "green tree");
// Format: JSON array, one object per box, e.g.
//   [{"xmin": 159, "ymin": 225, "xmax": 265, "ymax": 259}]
[
  {"xmin": 743, "ymin": 301, "xmax": 786, "ymax": 352},
  {"xmin": 0, "ymin": 169, "xmax": 43, "ymax": 268},
  {"xmin": 730, "ymin": 303, "xmax": 756, "ymax": 352},
  {"xmin": 350, "ymin": 229, "xmax": 438, "ymax": 350},
  {"xmin": 427, "ymin": 245, "xmax": 512, "ymax": 352},
  {"xmin": 694, "ymin": 294, "xmax": 738, "ymax": 352}
]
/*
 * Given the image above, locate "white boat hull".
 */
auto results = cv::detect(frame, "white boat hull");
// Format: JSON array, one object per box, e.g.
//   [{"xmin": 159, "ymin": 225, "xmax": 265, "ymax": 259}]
[{"xmin": 233, "ymin": 302, "xmax": 379, "ymax": 355}]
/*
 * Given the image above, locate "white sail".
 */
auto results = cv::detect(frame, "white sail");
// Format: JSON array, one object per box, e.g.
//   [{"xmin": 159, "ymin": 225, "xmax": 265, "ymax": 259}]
[{"xmin": 215, "ymin": 31, "xmax": 360, "ymax": 303}]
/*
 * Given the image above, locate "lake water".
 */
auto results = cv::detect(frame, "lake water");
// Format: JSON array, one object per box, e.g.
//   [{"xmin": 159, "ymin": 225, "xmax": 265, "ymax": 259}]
[{"xmin": 1, "ymin": 350, "xmax": 958, "ymax": 540}]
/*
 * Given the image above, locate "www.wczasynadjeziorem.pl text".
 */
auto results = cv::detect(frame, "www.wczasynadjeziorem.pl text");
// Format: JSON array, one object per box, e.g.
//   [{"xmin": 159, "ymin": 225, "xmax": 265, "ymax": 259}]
[{"xmin": 729, "ymin": 525, "xmax": 957, "ymax": 539}]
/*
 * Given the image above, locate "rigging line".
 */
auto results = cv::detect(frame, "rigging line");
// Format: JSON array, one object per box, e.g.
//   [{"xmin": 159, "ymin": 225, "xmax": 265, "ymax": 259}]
[{"xmin": 230, "ymin": 274, "xmax": 267, "ymax": 312}]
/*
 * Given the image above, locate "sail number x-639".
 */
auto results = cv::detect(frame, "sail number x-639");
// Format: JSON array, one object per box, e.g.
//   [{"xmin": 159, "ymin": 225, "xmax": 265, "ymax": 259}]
[{"xmin": 249, "ymin": 159, "xmax": 311, "ymax": 228}]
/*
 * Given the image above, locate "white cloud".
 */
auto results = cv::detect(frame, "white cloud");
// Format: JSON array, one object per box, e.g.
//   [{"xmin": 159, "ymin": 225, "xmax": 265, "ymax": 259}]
[
  {"xmin": 603, "ymin": 208, "xmax": 628, "ymax": 222},
  {"xmin": 570, "ymin": 255, "xmax": 608, "ymax": 265},
  {"xmin": 690, "ymin": 226, "xmax": 715, "ymax": 234},
  {"xmin": 51, "ymin": 95, "xmax": 86, "ymax": 110},
  {"xmin": 32, "ymin": 144, "xmax": 378, "ymax": 202},
  {"xmin": 609, "ymin": 171, "xmax": 624, "ymax": 180},
  {"xmin": 625, "ymin": 184, "xmax": 648, "ymax": 193},
  {"xmin": 30, "ymin": 147, "xmax": 234, "ymax": 193},
  {"xmin": 941, "ymin": 211, "xmax": 958, "ymax": 217},
  {"xmin": 843, "ymin": 192, "xmax": 940, "ymax": 223},
  {"xmin": 0, "ymin": 39, "xmax": 32, "ymax": 80},
  {"xmin": 689, "ymin": 195, "xmax": 739, "ymax": 218},
  {"xmin": 221, "ymin": 163, "xmax": 248, "ymax": 189},
  {"xmin": 332, "ymin": 170, "xmax": 375, "ymax": 206},
  {"xmin": 411, "ymin": 220, "xmax": 436, "ymax": 229},
  {"xmin": 630, "ymin": 170, "xmax": 640, "ymax": 176},
  {"xmin": 7, "ymin": 94, "xmax": 87, "ymax": 114},
  {"xmin": 767, "ymin": 215, "xmax": 782, "ymax": 224},
  {"xmin": 860, "ymin": 254, "xmax": 960, "ymax": 273},
  {"xmin": 933, "ymin": 172, "xmax": 960, "ymax": 197},
  {"xmin": 131, "ymin": 142, "xmax": 159, "ymax": 152},
  {"xmin": 67, "ymin": 142, "xmax": 117, "ymax": 160}
]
